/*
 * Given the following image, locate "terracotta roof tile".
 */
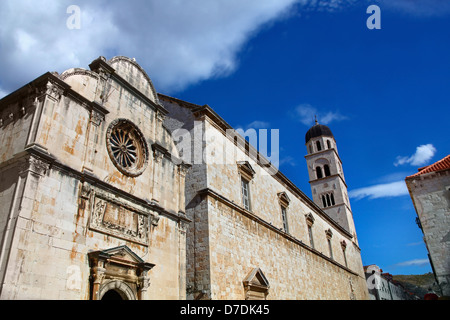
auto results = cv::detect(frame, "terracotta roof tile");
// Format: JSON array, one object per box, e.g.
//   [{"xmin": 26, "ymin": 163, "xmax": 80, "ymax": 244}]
[{"xmin": 406, "ymin": 154, "xmax": 450, "ymax": 179}]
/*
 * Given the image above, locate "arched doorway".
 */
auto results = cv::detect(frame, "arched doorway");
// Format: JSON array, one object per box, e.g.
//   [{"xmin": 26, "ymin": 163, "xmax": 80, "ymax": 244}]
[
  {"xmin": 102, "ymin": 289, "xmax": 125, "ymax": 300},
  {"xmin": 98, "ymin": 280, "xmax": 137, "ymax": 300}
]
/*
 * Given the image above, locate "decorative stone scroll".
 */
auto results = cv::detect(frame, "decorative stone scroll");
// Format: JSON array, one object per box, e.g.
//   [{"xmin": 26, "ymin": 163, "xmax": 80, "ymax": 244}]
[
  {"xmin": 44, "ymin": 79, "xmax": 65, "ymax": 102},
  {"xmin": 82, "ymin": 183, "xmax": 159, "ymax": 246}
]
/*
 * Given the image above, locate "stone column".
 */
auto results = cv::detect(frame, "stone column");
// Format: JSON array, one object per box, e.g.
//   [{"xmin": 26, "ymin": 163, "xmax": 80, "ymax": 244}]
[
  {"xmin": 82, "ymin": 109, "xmax": 104, "ymax": 174},
  {"xmin": 25, "ymin": 79, "xmax": 65, "ymax": 151},
  {"xmin": 89, "ymin": 259, "xmax": 107, "ymax": 300},
  {"xmin": 0, "ymin": 154, "xmax": 50, "ymax": 299},
  {"xmin": 178, "ymin": 220, "xmax": 188, "ymax": 300},
  {"xmin": 137, "ymin": 270, "xmax": 151, "ymax": 300},
  {"xmin": 151, "ymin": 144, "xmax": 165, "ymax": 204},
  {"xmin": 177, "ymin": 163, "xmax": 190, "ymax": 214}
]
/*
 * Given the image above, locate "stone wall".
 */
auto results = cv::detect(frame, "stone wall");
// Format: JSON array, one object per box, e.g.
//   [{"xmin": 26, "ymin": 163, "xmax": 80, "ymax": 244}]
[
  {"xmin": 207, "ymin": 194, "xmax": 368, "ymax": 299},
  {"xmin": 203, "ymin": 119, "xmax": 367, "ymax": 299},
  {"xmin": 406, "ymin": 169, "xmax": 450, "ymax": 296}
]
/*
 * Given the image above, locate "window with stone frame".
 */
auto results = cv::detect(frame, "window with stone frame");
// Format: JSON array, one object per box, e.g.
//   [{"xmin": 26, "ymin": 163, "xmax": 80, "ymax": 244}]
[
  {"xmin": 324, "ymin": 164, "xmax": 331, "ymax": 177},
  {"xmin": 241, "ymin": 177, "xmax": 251, "ymax": 211},
  {"xmin": 281, "ymin": 206, "xmax": 289, "ymax": 233},
  {"xmin": 326, "ymin": 229, "xmax": 333, "ymax": 260},
  {"xmin": 341, "ymin": 240, "xmax": 348, "ymax": 268},
  {"xmin": 237, "ymin": 161, "xmax": 255, "ymax": 211},
  {"xmin": 305, "ymin": 213, "xmax": 315, "ymax": 249},
  {"xmin": 316, "ymin": 166, "xmax": 323, "ymax": 179},
  {"xmin": 321, "ymin": 192, "xmax": 335, "ymax": 208},
  {"xmin": 277, "ymin": 192, "xmax": 290, "ymax": 233}
]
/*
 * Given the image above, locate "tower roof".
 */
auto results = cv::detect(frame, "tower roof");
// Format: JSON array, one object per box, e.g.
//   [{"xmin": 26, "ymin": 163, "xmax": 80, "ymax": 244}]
[{"xmin": 305, "ymin": 120, "xmax": 334, "ymax": 143}]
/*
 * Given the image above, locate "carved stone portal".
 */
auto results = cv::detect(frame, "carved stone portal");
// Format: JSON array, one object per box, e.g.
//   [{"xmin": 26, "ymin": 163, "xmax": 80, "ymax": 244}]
[{"xmin": 88, "ymin": 246, "xmax": 155, "ymax": 300}]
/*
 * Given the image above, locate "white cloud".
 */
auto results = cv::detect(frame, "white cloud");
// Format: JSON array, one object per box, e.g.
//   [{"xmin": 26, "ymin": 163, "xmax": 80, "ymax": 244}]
[
  {"xmin": 394, "ymin": 144, "xmax": 437, "ymax": 167},
  {"xmin": 0, "ymin": 0, "xmax": 304, "ymax": 96},
  {"xmin": 0, "ymin": 0, "xmax": 375, "ymax": 97},
  {"xmin": 293, "ymin": 104, "xmax": 348, "ymax": 126},
  {"xmin": 349, "ymin": 180, "xmax": 409, "ymax": 200},
  {"xmin": 394, "ymin": 259, "xmax": 429, "ymax": 268}
]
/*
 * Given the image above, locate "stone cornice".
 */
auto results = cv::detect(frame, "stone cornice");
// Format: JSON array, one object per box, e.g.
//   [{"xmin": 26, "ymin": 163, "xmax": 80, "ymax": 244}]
[
  {"xmin": 0, "ymin": 72, "xmax": 110, "ymax": 120},
  {"xmin": 309, "ymin": 173, "xmax": 349, "ymax": 190},
  {"xmin": 304, "ymin": 147, "xmax": 344, "ymax": 169},
  {"xmin": 14, "ymin": 144, "xmax": 191, "ymax": 225}
]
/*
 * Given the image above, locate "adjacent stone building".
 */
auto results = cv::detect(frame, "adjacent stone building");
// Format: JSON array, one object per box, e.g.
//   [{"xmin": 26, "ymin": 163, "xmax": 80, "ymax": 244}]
[
  {"xmin": 405, "ymin": 155, "xmax": 450, "ymax": 297},
  {"xmin": 0, "ymin": 56, "xmax": 369, "ymax": 300},
  {"xmin": 364, "ymin": 265, "xmax": 418, "ymax": 300},
  {"xmin": 160, "ymin": 96, "xmax": 369, "ymax": 300}
]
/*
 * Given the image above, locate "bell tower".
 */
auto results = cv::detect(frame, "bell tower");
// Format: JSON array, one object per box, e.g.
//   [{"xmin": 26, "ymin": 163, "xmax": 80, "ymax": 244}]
[{"xmin": 304, "ymin": 119, "xmax": 357, "ymax": 242}]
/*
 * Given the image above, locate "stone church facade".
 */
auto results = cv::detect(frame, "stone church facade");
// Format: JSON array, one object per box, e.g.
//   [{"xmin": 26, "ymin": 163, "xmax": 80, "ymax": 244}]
[
  {"xmin": 0, "ymin": 57, "xmax": 190, "ymax": 299},
  {"xmin": 0, "ymin": 56, "xmax": 369, "ymax": 300}
]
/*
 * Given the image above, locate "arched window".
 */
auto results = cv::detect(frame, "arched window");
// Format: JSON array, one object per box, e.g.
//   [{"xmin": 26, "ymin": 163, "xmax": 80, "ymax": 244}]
[
  {"xmin": 327, "ymin": 140, "xmax": 331, "ymax": 149},
  {"xmin": 316, "ymin": 141, "xmax": 322, "ymax": 151},
  {"xmin": 316, "ymin": 167, "xmax": 323, "ymax": 179},
  {"xmin": 330, "ymin": 193, "xmax": 335, "ymax": 206},
  {"xmin": 322, "ymin": 195, "xmax": 327, "ymax": 208},
  {"xmin": 326, "ymin": 194, "xmax": 331, "ymax": 207},
  {"xmin": 324, "ymin": 164, "xmax": 331, "ymax": 177}
]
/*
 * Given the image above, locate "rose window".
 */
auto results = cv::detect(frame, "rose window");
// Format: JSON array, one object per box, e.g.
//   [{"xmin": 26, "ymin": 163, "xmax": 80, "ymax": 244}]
[{"xmin": 106, "ymin": 119, "xmax": 148, "ymax": 177}]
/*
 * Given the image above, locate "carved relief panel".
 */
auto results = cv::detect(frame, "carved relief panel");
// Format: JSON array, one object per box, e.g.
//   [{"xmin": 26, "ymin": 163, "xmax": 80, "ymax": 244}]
[{"xmin": 81, "ymin": 182, "xmax": 159, "ymax": 246}]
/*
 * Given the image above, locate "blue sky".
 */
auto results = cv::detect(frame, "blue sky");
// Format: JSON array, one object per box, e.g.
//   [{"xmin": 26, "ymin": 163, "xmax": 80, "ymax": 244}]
[
  {"xmin": 173, "ymin": 2, "xmax": 450, "ymax": 275},
  {"xmin": 1, "ymin": 0, "xmax": 449, "ymax": 275}
]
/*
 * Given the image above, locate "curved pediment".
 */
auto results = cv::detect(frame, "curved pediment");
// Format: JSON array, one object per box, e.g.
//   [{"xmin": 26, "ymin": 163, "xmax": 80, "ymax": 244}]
[
  {"xmin": 60, "ymin": 56, "xmax": 161, "ymax": 105},
  {"xmin": 60, "ymin": 68, "xmax": 102, "ymax": 101},
  {"xmin": 108, "ymin": 56, "xmax": 160, "ymax": 105}
]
